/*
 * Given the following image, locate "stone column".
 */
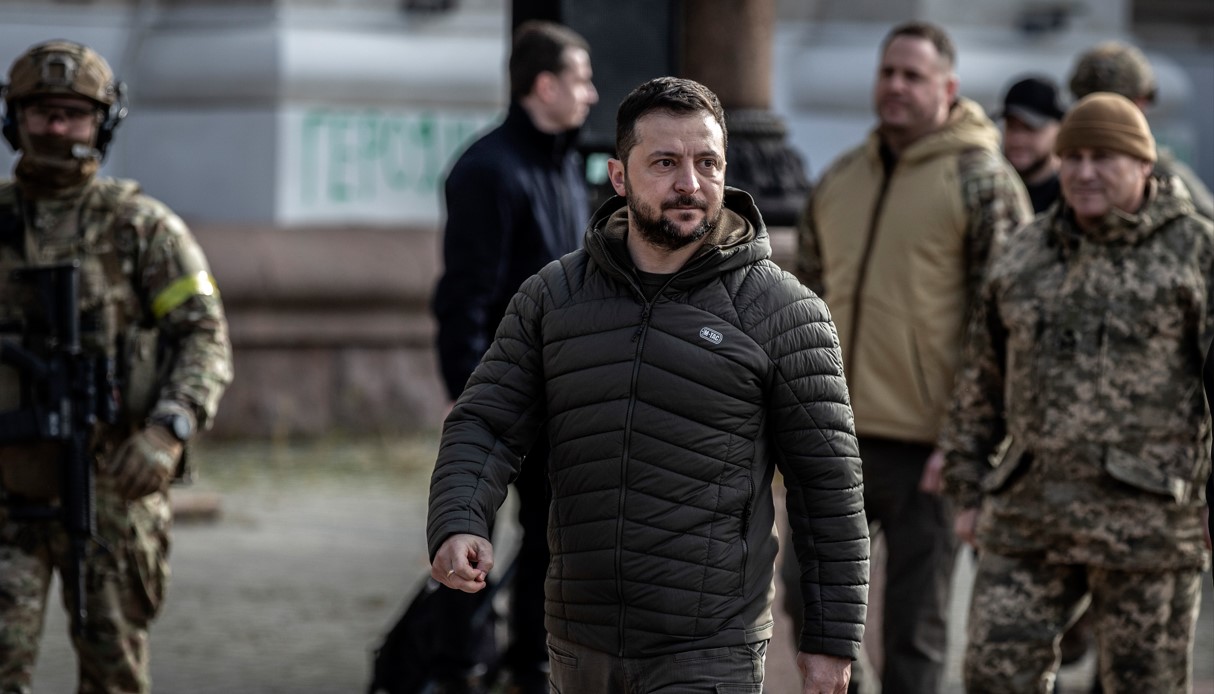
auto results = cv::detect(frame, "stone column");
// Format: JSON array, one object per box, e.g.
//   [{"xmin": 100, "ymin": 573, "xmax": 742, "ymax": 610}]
[{"xmin": 681, "ymin": 0, "xmax": 809, "ymax": 227}]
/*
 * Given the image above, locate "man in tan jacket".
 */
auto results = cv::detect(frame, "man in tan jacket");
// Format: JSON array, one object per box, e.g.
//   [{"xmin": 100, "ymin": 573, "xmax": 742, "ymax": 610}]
[{"xmin": 794, "ymin": 21, "xmax": 1031, "ymax": 694}]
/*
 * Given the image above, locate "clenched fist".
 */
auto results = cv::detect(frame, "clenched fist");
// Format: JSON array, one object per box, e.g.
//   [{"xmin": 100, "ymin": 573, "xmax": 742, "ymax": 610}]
[{"xmin": 108, "ymin": 425, "xmax": 182, "ymax": 499}]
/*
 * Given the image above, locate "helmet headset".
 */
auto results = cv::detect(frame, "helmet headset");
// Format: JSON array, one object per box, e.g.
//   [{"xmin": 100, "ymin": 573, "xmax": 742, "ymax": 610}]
[{"xmin": 1, "ymin": 40, "xmax": 128, "ymax": 160}]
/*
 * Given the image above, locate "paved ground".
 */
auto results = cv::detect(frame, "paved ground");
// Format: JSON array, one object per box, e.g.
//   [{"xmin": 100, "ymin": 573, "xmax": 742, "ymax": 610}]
[{"xmin": 23, "ymin": 434, "xmax": 1214, "ymax": 693}]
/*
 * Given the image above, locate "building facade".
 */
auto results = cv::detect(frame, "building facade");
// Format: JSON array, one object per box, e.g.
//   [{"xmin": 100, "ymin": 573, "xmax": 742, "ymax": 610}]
[{"xmin": 1, "ymin": 0, "xmax": 1209, "ymax": 437}]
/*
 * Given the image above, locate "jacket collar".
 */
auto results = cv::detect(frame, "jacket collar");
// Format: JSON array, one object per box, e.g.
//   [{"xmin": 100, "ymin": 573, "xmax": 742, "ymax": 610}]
[
  {"xmin": 1049, "ymin": 175, "xmax": 1194, "ymax": 251},
  {"xmin": 505, "ymin": 102, "xmax": 580, "ymax": 164},
  {"xmin": 866, "ymin": 97, "xmax": 1002, "ymax": 168}
]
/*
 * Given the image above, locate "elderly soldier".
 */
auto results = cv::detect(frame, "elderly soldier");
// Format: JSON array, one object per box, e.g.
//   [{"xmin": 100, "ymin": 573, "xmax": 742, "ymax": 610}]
[
  {"xmin": 1070, "ymin": 40, "xmax": 1214, "ymax": 219},
  {"xmin": 942, "ymin": 92, "xmax": 1214, "ymax": 693},
  {"xmin": 0, "ymin": 40, "xmax": 232, "ymax": 693}
]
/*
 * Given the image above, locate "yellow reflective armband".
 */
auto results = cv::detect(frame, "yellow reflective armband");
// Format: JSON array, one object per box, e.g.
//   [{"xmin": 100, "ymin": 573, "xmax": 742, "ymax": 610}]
[{"xmin": 151, "ymin": 271, "xmax": 217, "ymax": 319}]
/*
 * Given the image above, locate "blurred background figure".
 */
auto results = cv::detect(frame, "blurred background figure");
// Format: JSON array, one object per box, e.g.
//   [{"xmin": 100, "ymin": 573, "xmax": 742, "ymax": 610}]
[
  {"xmin": 995, "ymin": 71, "xmax": 1092, "ymax": 694},
  {"xmin": 995, "ymin": 75, "xmax": 1067, "ymax": 213},
  {"xmin": 0, "ymin": 39, "xmax": 232, "ymax": 694},
  {"xmin": 428, "ymin": 19, "xmax": 597, "ymax": 694},
  {"xmin": 1061, "ymin": 43, "xmax": 1212, "ymax": 692},
  {"xmin": 943, "ymin": 91, "xmax": 1214, "ymax": 694},
  {"xmin": 795, "ymin": 20, "xmax": 1031, "ymax": 694}
]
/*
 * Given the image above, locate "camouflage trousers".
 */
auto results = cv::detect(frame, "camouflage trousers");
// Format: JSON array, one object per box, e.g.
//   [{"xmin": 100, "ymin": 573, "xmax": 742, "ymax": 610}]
[
  {"xmin": 0, "ymin": 477, "xmax": 171, "ymax": 694},
  {"xmin": 964, "ymin": 551, "xmax": 1202, "ymax": 694}
]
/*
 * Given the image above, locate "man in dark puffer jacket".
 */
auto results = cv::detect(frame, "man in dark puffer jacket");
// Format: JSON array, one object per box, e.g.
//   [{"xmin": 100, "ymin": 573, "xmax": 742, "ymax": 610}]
[{"xmin": 428, "ymin": 77, "xmax": 869, "ymax": 693}]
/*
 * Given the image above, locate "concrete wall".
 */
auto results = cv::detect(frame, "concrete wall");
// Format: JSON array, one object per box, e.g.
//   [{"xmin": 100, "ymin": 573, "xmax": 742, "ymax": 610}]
[{"xmin": 199, "ymin": 225, "xmax": 447, "ymax": 437}]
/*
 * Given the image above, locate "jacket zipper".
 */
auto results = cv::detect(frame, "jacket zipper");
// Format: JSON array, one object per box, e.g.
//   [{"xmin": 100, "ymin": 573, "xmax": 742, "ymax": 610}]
[
  {"xmin": 739, "ymin": 472, "xmax": 754, "ymax": 594},
  {"xmin": 617, "ymin": 292, "xmax": 659, "ymax": 655},
  {"xmin": 846, "ymin": 170, "xmax": 895, "ymax": 376},
  {"xmin": 593, "ymin": 230, "xmax": 699, "ymax": 654}
]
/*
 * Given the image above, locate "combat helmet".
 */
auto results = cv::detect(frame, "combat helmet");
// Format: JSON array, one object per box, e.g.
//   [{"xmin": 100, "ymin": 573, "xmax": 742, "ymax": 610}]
[
  {"xmin": 1069, "ymin": 41, "xmax": 1157, "ymax": 104},
  {"xmin": 1, "ymin": 39, "xmax": 127, "ymax": 156}
]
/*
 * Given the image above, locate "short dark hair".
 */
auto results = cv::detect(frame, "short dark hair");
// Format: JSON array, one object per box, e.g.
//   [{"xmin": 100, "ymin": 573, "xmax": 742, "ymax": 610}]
[
  {"xmin": 614, "ymin": 77, "xmax": 727, "ymax": 163},
  {"xmin": 508, "ymin": 21, "xmax": 590, "ymax": 101},
  {"xmin": 881, "ymin": 21, "xmax": 956, "ymax": 70}
]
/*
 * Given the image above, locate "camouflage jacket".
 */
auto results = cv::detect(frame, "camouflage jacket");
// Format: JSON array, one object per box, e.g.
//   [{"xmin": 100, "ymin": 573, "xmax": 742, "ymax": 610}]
[
  {"xmin": 940, "ymin": 176, "xmax": 1213, "ymax": 569},
  {"xmin": 1157, "ymin": 148, "xmax": 1214, "ymax": 221},
  {"xmin": 0, "ymin": 176, "xmax": 232, "ymax": 477}
]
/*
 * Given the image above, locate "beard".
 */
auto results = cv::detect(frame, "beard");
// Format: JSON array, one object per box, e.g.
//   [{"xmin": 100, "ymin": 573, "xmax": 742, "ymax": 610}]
[
  {"xmin": 626, "ymin": 182, "xmax": 722, "ymax": 253},
  {"xmin": 15, "ymin": 132, "xmax": 100, "ymax": 195},
  {"xmin": 1015, "ymin": 152, "xmax": 1053, "ymax": 181}
]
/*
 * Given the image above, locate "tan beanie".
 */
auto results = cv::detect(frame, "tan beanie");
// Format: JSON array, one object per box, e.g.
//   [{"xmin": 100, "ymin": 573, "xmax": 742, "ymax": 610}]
[{"xmin": 1054, "ymin": 92, "xmax": 1156, "ymax": 162}]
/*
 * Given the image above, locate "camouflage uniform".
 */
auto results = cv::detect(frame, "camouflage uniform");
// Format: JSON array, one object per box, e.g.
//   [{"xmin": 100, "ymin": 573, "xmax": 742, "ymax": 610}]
[
  {"xmin": 940, "ymin": 175, "xmax": 1213, "ymax": 693},
  {"xmin": 1157, "ymin": 150, "xmax": 1214, "ymax": 222},
  {"xmin": 0, "ymin": 41, "xmax": 231, "ymax": 694}
]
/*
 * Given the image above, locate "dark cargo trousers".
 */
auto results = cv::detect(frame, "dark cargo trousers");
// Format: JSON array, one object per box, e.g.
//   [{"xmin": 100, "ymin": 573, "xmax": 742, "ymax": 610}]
[
  {"xmin": 856, "ymin": 437, "xmax": 956, "ymax": 693},
  {"xmin": 784, "ymin": 437, "xmax": 956, "ymax": 694},
  {"xmin": 547, "ymin": 635, "xmax": 767, "ymax": 693},
  {"xmin": 965, "ymin": 551, "xmax": 1203, "ymax": 694}
]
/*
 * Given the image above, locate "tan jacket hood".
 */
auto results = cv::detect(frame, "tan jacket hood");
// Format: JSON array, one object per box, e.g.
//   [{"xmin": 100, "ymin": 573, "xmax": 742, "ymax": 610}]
[
  {"xmin": 808, "ymin": 96, "xmax": 1029, "ymax": 444},
  {"xmin": 865, "ymin": 97, "xmax": 1002, "ymax": 166}
]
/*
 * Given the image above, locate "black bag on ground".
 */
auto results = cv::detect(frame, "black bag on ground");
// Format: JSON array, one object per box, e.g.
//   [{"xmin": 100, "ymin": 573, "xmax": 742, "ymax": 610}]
[{"xmin": 368, "ymin": 559, "xmax": 517, "ymax": 694}]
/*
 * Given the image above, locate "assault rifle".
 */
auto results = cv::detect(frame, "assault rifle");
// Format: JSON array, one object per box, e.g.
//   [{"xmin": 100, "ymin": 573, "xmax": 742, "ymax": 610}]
[{"xmin": 0, "ymin": 262, "xmax": 118, "ymax": 636}]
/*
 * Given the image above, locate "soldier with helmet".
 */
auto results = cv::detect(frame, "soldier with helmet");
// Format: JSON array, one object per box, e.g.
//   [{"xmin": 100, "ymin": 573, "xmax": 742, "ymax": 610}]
[
  {"xmin": 1069, "ymin": 40, "xmax": 1214, "ymax": 219},
  {"xmin": 0, "ymin": 40, "xmax": 232, "ymax": 693}
]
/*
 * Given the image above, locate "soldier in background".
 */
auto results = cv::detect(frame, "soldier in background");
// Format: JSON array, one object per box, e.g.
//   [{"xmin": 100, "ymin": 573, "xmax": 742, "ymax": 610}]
[
  {"xmin": 994, "ymin": 77, "xmax": 1095, "ymax": 688},
  {"xmin": 1066, "ymin": 42, "xmax": 1212, "ymax": 694},
  {"xmin": 1069, "ymin": 40, "xmax": 1214, "ymax": 219},
  {"xmin": 942, "ymin": 93, "xmax": 1214, "ymax": 693},
  {"xmin": 0, "ymin": 40, "xmax": 232, "ymax": 693}
]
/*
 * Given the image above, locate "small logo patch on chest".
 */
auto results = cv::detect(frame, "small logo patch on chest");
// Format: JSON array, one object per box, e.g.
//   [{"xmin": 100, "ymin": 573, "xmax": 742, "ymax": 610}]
[{"xmin": 699, "ymin": 327, "xmax": 723, "ymax": 345}]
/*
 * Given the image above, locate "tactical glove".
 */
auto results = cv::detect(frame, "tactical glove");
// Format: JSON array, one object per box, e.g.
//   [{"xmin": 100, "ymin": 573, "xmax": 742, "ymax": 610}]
[{"xmin": 109, "ymin": 425, "xmax": 182, "ymax": 499}]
